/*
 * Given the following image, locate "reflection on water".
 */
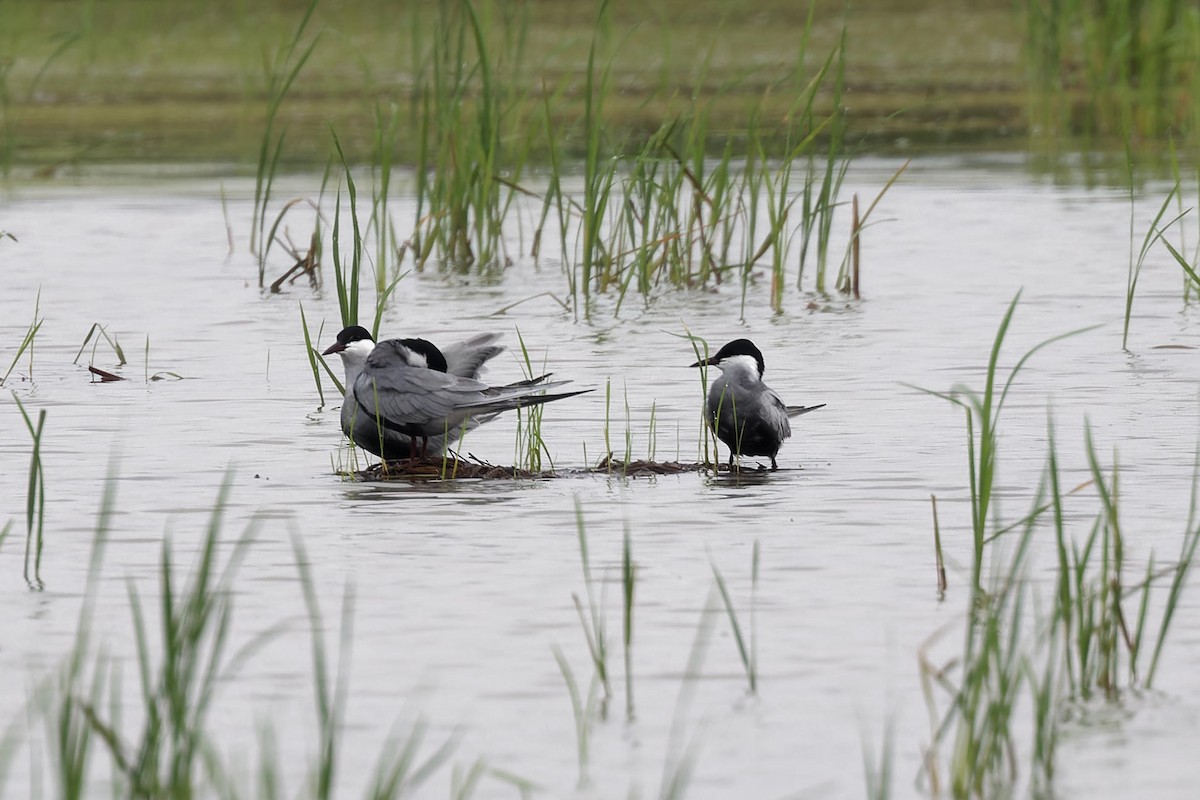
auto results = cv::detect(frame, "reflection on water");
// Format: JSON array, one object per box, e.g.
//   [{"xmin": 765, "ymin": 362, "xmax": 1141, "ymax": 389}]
[{"xmin": 1, "ymin": 156, "xmax": 1199, "ymax": 797}]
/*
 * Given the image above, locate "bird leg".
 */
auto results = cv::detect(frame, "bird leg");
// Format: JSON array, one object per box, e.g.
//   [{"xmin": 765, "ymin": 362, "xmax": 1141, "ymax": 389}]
[{"xmin": 404, "ymin": 435, "xmax": 428, "ymax": 467}]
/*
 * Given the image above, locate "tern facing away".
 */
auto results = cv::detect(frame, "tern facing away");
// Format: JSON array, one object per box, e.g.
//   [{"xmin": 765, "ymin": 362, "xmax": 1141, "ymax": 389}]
[
  {"xmin": 691, "ymin": 338, "xmax": 824, "ymax": 470},
  {"xmin": 323, "ymin": 325, "xmax": 588, "ymax": 461}
]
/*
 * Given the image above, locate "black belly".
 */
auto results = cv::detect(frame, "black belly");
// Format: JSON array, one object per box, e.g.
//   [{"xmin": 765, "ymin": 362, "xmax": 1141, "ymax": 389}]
[
  {"xmin": 714, "ymin": 415, "xmax": 779, "ymax": 457},
  {"xmin": 357, "ymin": 432, "xmax": 417, "ymax": 460}
]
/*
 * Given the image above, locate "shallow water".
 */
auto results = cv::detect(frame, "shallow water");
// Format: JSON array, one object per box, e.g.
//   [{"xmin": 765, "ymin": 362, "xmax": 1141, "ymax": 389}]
[{"xmin": 1, "ymin": 155, "xmax": 1199, "ymax": 798}]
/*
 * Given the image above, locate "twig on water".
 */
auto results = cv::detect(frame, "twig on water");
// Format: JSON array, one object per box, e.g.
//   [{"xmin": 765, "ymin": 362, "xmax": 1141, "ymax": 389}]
[
  {"xmin": 270, "ymin": 230, "xmax": 321, "ymax": 293},
  {"xmin": 88, "ymin": 366, "xmax": 126, "ymax": 382}
]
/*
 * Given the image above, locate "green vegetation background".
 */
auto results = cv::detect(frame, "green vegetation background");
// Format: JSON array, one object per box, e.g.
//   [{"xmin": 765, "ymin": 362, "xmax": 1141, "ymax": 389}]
[{"xmin": 0, "ymin": 0, "xmax": 1025, "ymax": 167}]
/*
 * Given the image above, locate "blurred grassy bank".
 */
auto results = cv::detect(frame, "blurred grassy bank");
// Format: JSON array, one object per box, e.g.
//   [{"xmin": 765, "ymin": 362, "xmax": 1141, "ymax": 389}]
[{"xmin": 0, "ymin": 0, "xmax": 1026, "ymax": 170}]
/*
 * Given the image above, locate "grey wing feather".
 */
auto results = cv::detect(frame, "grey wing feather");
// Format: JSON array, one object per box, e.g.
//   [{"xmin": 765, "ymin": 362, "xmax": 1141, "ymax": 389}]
[
  {"xmin": 441, "ymin": 333, "xmax": 505, "ymax": 379},
  {"xmin": 355, "ymin": 361, "xmax": 479, "ymax": 427},
  {"xmin": 356, "ymin": 357, "xmax": 582, "ymax": 431},
  {"xmin": 785, "ymin": 403, "xmax": 826, "ymax": 418},
  {"xmin": 767, "ymin": 392, "xmax": 793, "ymax": 442}
]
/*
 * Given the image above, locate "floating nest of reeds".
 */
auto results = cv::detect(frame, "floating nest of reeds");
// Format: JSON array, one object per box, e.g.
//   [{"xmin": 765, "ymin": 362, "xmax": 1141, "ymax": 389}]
[
  {"xmin": 352, "ymin": 458, "xmax": 543, "ymax": 481},
  {"xmin": 345, "ymin": 453, "xmax": 729, "ymax": 482},
  {"xmin": 590, "ymin": 454, "xmax": 724, "ymax": 477}
]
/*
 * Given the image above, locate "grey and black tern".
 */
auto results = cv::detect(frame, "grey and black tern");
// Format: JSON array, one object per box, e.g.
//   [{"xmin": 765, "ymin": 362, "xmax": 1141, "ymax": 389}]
[
  {"xmin": 323, "ymin": 325, "xmax": 588, "ymax": 461},
  {"xmin": 691, "ymin": 338, "xmax": 824, "ymax": 470}
]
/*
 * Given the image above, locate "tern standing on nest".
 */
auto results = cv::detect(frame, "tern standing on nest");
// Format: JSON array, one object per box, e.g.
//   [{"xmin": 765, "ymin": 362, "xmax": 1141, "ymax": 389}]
[
  {"xmin": 690, "ymin": 338, "xmax": 824, "ymax": 470},
  {"xmin": 323, "ymin": 325, "xmax": 589, "ymax": 462}
]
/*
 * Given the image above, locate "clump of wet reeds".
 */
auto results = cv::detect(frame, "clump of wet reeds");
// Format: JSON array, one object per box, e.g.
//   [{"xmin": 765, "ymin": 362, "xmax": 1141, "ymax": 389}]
[
  {"xmin": 554, "ymin": 502, "xmax": 735, "ymax": 797},
  {"xmin": 916, "ymin": 296, "xmax": 1200, "ymax": 797},
  {"xmin": 301, "ymin": 127, "xmax": 404, "ymax": 409},
  {"xmin": 862, "ymin": 715, "xmax": 895, "ymax": 800},
  {"xmin": 73, "ymin": 323, "xmax": 126, "ymax": 369},
  {"xmin": 1121, "ymin": 156, "xmax": 1187, "ymax": 350},
  {"xmin": 553, "ymin": 16, "xmax": 859, "ymax": 312},
  {"xmin": 23, "ymin": 472, "xmax": 459, "ymax": 797},
  {"xmin": 251, "ymin": 0, "xmax": 321, "ymax": 282},
  {"xmin": 554, "ymin": 499, "xmax": 640, "ymax": 783},
  {"xmin": 923, "ymin": 420, "xmax": 1200, "ymax": 797},
  {"xmin": 392, "ymin": 3, "xmax": 867, "ymax": 313},
  {"xmin": 682, "ymin": 332, "xmax": 720, "ymax": 469},
  {"xmin": 562, "ymin": 39, "xmax": 865, "ymax": 314},
  {"xmin": 1022, "ymin": 0, "xmax": 1200, "ymax": 147},
  {"xmin": 1, "ymin": 290, "xmax": 43, "ymax": 387},
  {"xmin": 300, "ymin": 303, "xmax": 339, "ymax": 409},
  {"xmin": 13, "ymin": 395, "xmax": 46, "ymax": 590},
  {"xmin": 552, "ymin": 503, "xmax": 607, "ymax": 786},
  {"xmin": 620, "ymin": 527, "xmax": 635, "ymax": 721},
  {"xmin": 512, "ymin": 329, "xmax": 551, "ymax": 473},
  {"xmin": 272, "ymin": 3, "xmax": 880, "ymax": 345},
  {"xmin": 0, "ymin": 25, "xmax": 80, "ymax": 178},
  {"xmin": 711, "ymin": 542, "xmax": 759, "ymax": 694},
  {"xmin": 569, "ymin": 499, "xmax": 612, "ymax": 710},
  {"xmin": 407, "ymin": 0, "xmax": 533, "ymax": 271},
  {"xmin": 1153, "ymin": 151, "xmax": 1200, "ymax": 303},
  {"xmin": 911, "ymin": 291, "xmax": 1098, "ymax": 592}
]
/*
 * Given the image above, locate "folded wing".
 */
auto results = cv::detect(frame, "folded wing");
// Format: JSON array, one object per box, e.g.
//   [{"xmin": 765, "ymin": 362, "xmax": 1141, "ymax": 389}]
[{"xmin": 353, "ymin": 340, "xmax": 588, "ymax": 439}]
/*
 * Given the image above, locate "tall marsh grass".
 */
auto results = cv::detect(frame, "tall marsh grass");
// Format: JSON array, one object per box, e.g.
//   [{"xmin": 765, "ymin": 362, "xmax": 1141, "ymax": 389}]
[
  {"xmin": 917, "ymin": 296, "xmax": 1200, "ymax": 797},
  {"xmin": 512, "ymin": 329, "xmax": 552, "ymax": 472},
  {"xmin": 13, "ymin": 395, "xmax": 46, "ymax": 590},
  {"xmin": 711, "ymin": 542, "xmax": 759, "ymax": 694},
  {"xmin": 1023, "ymin": 0, "xmax": 1200, "ymax": 146},
  {"xmin": 251, "ymin": 0, "xmax": 321, "ymax": 282},
  {"xmin": 570, "ymin": 499, "xmax": 611, "ymax": 708},
  {"xmin": 73, "ymin": 322, "xmax": 126, "ymax": 368},
  {"xmin": 910, "ymin": 291, "xmax": 1098, "ymax": 592},
  {"xmin": 558, "ymin": 35, "xmax": 863, "ymax": 314},
  {"xmin": 19, "ymin": 473, "xmax": 462, "ymax": 797},
  {"xmin": 408, "ymin": 0, "xmax": 533, "ymax": 271},
  {"xmin": 0, "ymin": 22, "xmax": 81, "ymax": 178},
  {"xmin": 269, "ymin": 2, "xmax": 871, "ymax": 323},
  {"xmin": 1, "ymin": 291, "xmax": 44, "ymax": 387},
  {"xmin": 1121, "ymin": 164, "xmax": 1186, "ymax": 350}
]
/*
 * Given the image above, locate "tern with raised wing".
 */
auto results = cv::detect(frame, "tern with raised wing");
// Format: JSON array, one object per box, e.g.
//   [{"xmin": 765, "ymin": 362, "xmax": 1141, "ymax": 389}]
[{"xmin": 323, "ymin": 325, "xmax": 587, "ymax": 461}]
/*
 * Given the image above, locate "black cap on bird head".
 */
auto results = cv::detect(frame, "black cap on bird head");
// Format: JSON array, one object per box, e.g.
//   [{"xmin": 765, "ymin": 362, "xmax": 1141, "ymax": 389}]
[
  {"xmin": 394, "ymin": 338, "xmax": 449, "ymax": 373},
  {"xmin": 322, "ymin": 325, "xmax": 374, "ymax": 356},
  {"xmin": 690, "ymin": 338, "xmax": 766, "ymax": 377}
]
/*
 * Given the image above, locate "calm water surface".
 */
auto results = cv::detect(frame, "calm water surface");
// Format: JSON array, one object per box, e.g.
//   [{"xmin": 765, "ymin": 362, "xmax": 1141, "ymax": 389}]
[{"xmin": 1, "ymin": 155, "xmax": 1198, "ymax": 798}]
